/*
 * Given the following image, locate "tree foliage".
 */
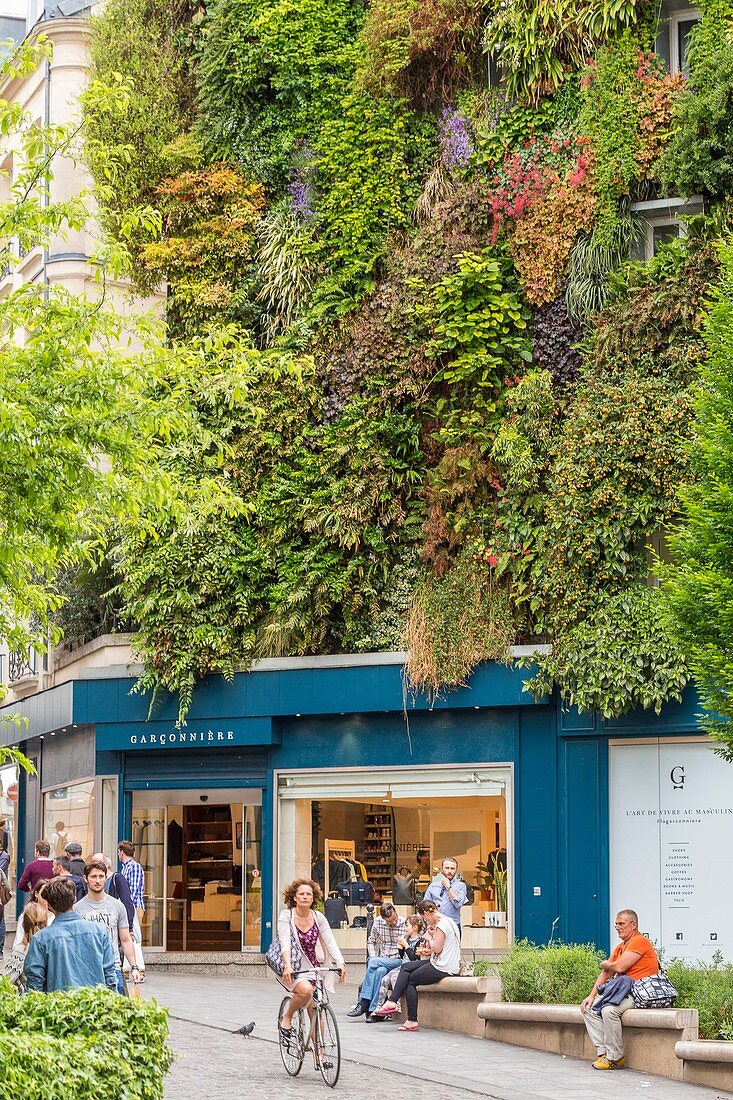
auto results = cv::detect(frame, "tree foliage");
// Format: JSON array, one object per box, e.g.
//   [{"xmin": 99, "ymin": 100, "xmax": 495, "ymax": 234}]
[{"xmin": 664, "ymin": 240, "xmax": 733, "ymax": 758}]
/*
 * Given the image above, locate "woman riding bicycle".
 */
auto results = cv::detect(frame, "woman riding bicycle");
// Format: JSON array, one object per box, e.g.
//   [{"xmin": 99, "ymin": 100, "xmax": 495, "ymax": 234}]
[{"xmin": 278, "ymin": 878, "xmax": 346, "ymax": 1046}]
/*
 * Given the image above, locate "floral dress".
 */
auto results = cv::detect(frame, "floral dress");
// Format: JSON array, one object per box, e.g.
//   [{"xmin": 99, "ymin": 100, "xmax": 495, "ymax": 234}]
[{"xmin": 296, "ymin": 920, "xmax": 320, "ymax": 981}]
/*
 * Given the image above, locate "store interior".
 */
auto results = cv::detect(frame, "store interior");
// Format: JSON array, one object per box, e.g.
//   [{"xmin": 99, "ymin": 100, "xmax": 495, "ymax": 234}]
[{"xmin": 280, "ymin": 790, "xmax": 509, "ymax": 950}]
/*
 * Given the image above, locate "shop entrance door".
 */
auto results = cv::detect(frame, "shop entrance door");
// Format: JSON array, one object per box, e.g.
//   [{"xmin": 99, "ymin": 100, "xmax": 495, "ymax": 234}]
[{"xmin": 131, "ymin": 789, "xmax": 262, "ymax": 952}]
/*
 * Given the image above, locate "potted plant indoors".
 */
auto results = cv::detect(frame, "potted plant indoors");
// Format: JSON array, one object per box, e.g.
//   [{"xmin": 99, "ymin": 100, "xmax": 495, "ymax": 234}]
[{"xmin": 490, "ymin": 853, "xmax": 507, "ymax": 927}]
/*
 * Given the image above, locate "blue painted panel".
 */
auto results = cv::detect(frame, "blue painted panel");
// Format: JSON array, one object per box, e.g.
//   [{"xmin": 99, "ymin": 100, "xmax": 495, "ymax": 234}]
[
  {"xmin": 515, "ymin": 706, "xmax": 558, "ymax": 943},
  {"xmin": 602, "ymin": 685, "xmax": 701, "ymax": 735},
  {"xmin": 560, "ymin": 707, "xmax": 598, "ymax": 734},
  {"xmin": 96, "ymin": 716, "xmax": 274, "ymax": 752},
  {"xmin": 558, "ymin": 737, "xmax": 609, "ymax": 950},
  {"xmin": 270, "ymin": 708, "xmax": 518, "ymax": 770},
  {"xmin": 73, "ymin": 660, "xmax": 538, "ymax": 729}
]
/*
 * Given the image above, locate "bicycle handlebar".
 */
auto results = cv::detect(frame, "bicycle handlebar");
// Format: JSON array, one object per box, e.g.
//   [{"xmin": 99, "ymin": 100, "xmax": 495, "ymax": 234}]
[{"xmin": 290, "ymin": 967, "xmax": 343, "ymax": 976}]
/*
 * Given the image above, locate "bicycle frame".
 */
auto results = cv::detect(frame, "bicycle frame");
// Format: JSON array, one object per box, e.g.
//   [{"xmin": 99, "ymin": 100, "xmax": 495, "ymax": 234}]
[{"xmin": 279, "ymin": 967, "xmax": 342, "ymax": 1086}]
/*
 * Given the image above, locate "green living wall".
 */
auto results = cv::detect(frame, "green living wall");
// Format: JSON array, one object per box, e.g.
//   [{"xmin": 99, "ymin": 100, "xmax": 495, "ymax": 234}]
[{"xmin": 79, "ymin": 0, "xmax": 733, "ymax": 739}]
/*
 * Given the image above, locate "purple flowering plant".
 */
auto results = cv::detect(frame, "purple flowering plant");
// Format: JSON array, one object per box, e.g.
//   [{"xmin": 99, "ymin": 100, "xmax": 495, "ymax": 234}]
[
  {"xmin": 438, "ymin": 107, "xmax": 473, "ymax": 171},
  {"xmin": 288, "ymin": 145, "xmax": 316, "ymax": 221}
]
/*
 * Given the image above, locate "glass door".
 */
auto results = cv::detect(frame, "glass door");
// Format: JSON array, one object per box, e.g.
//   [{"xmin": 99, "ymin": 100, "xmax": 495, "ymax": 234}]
[
  {"xmin": 130, "ymin": 797, "xmax": 165, "ymax": 949},
  {"xmin": 241, "ymin": 803, "xmax": 262, "ymax": 948}
]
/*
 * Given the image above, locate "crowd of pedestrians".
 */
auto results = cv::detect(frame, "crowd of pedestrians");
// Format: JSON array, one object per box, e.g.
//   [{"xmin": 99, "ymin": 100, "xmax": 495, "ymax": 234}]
[{"xmin": 1, "ymin": 838, "xmax": 146, "ymax": 996}]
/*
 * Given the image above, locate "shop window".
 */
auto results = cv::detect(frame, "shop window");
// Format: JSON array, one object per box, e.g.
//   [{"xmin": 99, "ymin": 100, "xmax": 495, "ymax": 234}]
[
  {"xmin": 278, "ymin": 766, "xmax": 511, "ymax": 953},
  {"xmin": 43, "ymin": 778, "xmax": 95, "ymax": 860},
  {"xmin": 0, "ymin": 763, "xmax": 18, "ymax": 893},
  {"xmin": 131, "ymin": 791, "xmax": 262, "ymax": 952}
]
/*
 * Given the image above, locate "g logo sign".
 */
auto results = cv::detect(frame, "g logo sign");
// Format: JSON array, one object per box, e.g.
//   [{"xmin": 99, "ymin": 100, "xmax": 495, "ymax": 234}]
[{"xmin": 670, "ymin": 765, "xmax": 685, "ymax": 790}]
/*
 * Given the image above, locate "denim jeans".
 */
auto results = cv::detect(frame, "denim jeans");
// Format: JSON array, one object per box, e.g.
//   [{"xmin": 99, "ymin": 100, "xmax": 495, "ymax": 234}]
[
  {"xmin": 0, "ymin": 907, "xmax": 5, "ymax": 957},
  {"xmin": 361, "ymin": 957, "xmax": 402, "ymax": 1011}
]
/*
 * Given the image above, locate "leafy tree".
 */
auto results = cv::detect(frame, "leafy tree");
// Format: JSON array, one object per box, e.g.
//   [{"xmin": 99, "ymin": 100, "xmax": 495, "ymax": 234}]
[
  {"xmin": 665, "ymin": 240, "xmax": 733, "ymax": 759},
  {"xmin": 0, "ymin": 39, "xmax": 193, "ymax": 672}
]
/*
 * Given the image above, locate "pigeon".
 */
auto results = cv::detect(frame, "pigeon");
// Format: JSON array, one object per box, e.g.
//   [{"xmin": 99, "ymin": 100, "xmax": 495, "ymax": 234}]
[{"xmin": 233, "ymin": 1021, "xmax": 256, "ymax": 1038}]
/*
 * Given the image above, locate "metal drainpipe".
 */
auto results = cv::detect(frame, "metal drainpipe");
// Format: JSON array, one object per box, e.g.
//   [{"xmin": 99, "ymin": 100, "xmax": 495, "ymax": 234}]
[{"xmin": 42, "ymin": 45, "xmax": 51, "ymax": 296}]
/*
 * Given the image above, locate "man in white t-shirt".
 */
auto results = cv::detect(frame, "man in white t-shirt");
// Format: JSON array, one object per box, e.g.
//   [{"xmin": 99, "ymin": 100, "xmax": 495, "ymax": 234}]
[{"xmin": 74, "ymin": 860, "xmax": 141, "ymax": 995}]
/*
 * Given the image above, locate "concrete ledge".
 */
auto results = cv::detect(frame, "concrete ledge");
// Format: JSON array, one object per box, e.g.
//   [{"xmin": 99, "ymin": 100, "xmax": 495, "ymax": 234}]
[
  {"xmin": 146, "ymin": 952, "xmax": 268, "ymax": 977},
  {"xmin": 676, "ymin": 1040, "xmax": 733, "ymax": 1091},
  {"xmin": 415, "ymin": 975, "xmax": 502, "ymax": 1038},
  {"xmin": 477, "ymin": 1002, "xmax": 699, "ymax": 1081}
]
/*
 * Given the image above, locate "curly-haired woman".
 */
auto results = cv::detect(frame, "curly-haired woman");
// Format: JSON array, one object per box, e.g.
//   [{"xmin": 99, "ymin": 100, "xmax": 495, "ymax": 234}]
[{"xmin": 278, "ymin": 878, "xmax": 346, "ymax": 1045}]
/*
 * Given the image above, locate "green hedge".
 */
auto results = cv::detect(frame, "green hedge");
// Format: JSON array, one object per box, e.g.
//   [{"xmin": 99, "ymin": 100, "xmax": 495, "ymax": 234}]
[
  {"xmin": 668, "ymin": 958, "xmax": 733, "ymax": 1041},
  {"xmin": 499, "ymin": 939, "xmax": 604, "ymax": 1005},
  {"xmin": 497, "ymin": 940, "xmax": 733, "ymax": 1041},
  {"xmin": 0, "ymin": 981, "xmax": 172, "ymax": 1099}
]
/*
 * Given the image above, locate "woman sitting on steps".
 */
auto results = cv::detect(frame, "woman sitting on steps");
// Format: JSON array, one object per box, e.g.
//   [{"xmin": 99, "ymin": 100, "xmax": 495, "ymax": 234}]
[{"xmin": 372, "ymin": 899, "xmax": 461, "ymax": 1031}]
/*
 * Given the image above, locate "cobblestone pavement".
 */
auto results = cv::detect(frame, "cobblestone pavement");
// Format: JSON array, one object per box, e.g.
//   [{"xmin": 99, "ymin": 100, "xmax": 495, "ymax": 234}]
[
  {"xmin": 166, "ymin": 1015, "xmax": 490, "ymax": 1099},
  {"xmin": 150, "ymin": 973, "xmax": 730, "ymax": 1100}
]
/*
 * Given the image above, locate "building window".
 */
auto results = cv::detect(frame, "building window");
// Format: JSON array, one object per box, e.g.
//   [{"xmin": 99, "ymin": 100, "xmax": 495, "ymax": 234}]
[
  {"xmin": 631, "ymin": 196, "xmax": 704, "ymax": 262},
  {"xmin": 670, "ymin": 7, "xmax": 700, "ymax": 76}
]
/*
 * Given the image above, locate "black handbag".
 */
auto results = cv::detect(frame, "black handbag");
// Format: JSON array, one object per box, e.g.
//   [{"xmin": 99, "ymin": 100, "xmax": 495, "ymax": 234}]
[
  {"xmin": 631, "ymin": 971, "xmax": 677, "ymax": 1008},
  {"xmin": 392, "ymin": 872, "xmax": 416, "ymax": 905}
]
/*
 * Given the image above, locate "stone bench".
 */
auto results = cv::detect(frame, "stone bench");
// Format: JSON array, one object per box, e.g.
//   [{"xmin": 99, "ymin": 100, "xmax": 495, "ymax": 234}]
[
  {"xmin": 476, "ymin": 1002, "xmax": 699, "ymax": 1081},
  {"xmin": 676, "ymin": 1039, "xmax": 733, "ymax": 1091},
  {"xmin": 413, "ymin": 976, "xmax": 502, "ymax": 1038}
]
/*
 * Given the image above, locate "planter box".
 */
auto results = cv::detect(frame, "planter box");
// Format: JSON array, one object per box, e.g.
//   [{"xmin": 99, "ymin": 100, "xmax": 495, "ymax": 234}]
[
  {"xmin": 477, "ymin": 1002, "xmax": 699, "ymax": 1081},
  {"xmin": 676, "ymin": 1039, "xmax": 733, "ymax": 1091},
  {"xmin": 416, "ymin": 975, "xmax": 502, "ymax": 1038}
]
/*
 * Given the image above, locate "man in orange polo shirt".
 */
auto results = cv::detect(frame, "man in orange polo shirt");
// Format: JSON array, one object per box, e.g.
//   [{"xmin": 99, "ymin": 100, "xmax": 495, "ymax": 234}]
[{"xmin": 581, "ymin": 908, "xmax": 659, "ymax": 1070}]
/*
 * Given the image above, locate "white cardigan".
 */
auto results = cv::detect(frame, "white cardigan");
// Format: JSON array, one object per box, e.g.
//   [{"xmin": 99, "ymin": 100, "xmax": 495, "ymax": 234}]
[{"xmin": 277, "ymin": 908, "xmax": 345, "ymax": 990}]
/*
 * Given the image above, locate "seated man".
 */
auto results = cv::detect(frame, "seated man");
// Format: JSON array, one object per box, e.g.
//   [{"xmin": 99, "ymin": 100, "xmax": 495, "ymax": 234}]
[
  {"xmin": 346, "ymin": 903, "xmax": 407, "ymax": 1021},
  {"xmin": 581, "ymin": 908, "xmax": 659, "ymax": 1070}
]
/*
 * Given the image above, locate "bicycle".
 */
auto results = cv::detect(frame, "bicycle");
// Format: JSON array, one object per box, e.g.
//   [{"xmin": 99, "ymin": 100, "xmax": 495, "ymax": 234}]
[{"xmin": 277, "ymin": 967, "xmax": 342, "ymax": 1087}]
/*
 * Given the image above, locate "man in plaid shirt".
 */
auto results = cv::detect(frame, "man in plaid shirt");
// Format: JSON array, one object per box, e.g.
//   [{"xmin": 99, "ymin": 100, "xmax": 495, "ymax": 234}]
[
  {"xmin": 118, "ymin": 840, "xmax": 146, "ymax": 980},
  {"xmin": 346, "ymin": 903, "xmax": 407, "ymax": 1021}
]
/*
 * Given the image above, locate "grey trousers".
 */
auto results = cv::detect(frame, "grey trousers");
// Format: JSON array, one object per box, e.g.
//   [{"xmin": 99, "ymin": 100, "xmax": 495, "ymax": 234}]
[{"xmin": 582, "ymin": 994, "xmax": 635, "ymax": 1061}]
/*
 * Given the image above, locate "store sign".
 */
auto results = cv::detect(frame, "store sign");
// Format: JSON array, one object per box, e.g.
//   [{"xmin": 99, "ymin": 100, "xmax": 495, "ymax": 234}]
[
  {"xmin": 96, "ymin": 716, "xmax": 275, "ymax": 751},
  {"xmin": 609, "ymin": 741, "xmax": 733, "ymax": 963}
]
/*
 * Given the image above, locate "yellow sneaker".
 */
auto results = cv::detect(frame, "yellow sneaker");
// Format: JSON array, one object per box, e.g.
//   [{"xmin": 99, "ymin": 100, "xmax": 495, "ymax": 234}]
[{"xmin": 592, "ymin": 1055, "xmax": 626, "ymax": 1070}]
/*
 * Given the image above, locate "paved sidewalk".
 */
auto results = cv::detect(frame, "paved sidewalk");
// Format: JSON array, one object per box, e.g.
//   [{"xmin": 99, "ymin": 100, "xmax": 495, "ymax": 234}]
[{"xmin": 145, "ymin": 973, "xmax": 730, "ymax": 1100}]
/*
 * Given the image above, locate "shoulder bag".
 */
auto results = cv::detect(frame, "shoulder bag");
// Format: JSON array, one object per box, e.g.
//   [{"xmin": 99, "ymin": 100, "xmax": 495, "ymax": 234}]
[
  {"xmin": 265, "ymin": 911, "xmax": 303, "ymax": 977},
  {"xmin": 631, "ymin": 970, "xmax": 677, "ymax": 1008},
  {"xmin": 0, "ymin": 870, "xmax": 11, "ymax": 907},
  {"xmin": 2, "ymin": 948, "xmax": 26, "ymax": 992}
]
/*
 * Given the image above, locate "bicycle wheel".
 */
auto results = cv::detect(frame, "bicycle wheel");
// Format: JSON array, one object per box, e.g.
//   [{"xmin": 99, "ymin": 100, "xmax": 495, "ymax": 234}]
[
  {"xmin": 315, "ymin": 1002, "xmax": 341, "ymax": 1088},
  {"xmin": 278, "ymin": 995, "xmax": 305, "ymax": 1076}
]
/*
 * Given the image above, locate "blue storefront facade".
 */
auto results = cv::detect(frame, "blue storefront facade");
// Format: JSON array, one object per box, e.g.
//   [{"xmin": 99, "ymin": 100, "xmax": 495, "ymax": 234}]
[{"xmin": 3, "ymin": 652, "xmax": 727, "ymax": 961}]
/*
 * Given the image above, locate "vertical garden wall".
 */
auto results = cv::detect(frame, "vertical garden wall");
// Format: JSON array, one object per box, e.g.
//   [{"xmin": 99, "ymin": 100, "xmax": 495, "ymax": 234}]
[{"xmin": 79, "ymin": 0, "xmax": 733, "ymax": 745}]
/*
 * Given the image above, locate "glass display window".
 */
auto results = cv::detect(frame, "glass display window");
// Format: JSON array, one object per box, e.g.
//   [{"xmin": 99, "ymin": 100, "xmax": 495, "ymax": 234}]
[{"xmin": 277, "ymin": 765, "xmax": 512, "ymax": 951}]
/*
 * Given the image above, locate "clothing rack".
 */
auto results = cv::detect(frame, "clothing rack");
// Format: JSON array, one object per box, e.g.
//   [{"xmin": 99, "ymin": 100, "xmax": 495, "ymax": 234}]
[{"xmin": 323, "ymin": 839, "xmax": 356, "ymax": 898}]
